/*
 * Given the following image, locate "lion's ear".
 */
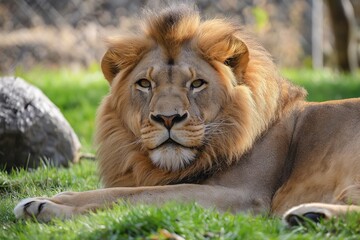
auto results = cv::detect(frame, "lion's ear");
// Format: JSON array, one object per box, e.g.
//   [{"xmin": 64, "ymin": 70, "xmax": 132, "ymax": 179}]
[
  {"xmin": 222, "ymin": 36, "xmax": 249, "ymax": 75},
  {"xmin": 101, "ymin": 37, "xmax": 153, "ymax": 84},
  {"xmin": 195, "ymin": 20, "xmax": 249, "ymax": 81},
  {"xmin": 101, "ymin": 48, "xmax": 121, "ymax": 83}
]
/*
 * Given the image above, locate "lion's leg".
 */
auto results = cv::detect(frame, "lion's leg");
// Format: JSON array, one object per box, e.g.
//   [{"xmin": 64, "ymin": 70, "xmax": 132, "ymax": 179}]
[
  {"xmin": 283, "ymin": 184, "xmax": 360, "ymax": 226},
  {"xmin": 14, "ymin": 184, "xmax": 270, "ymax": 222}
]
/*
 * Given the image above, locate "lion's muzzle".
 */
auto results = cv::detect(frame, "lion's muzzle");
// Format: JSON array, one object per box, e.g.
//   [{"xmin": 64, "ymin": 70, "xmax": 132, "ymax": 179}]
[{"xmin": 140, "ymin": 114, "xmax": 205, "ymax": 171}]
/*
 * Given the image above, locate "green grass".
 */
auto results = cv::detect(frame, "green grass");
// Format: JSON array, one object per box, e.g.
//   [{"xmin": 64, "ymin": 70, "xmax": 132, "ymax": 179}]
[
  {"xmin": 283, "ymin": 68, "xmax": 360, "ymax": 102},
  {"xmin": 1, "ymin": 67, "xmax": 360, "ymax": 239},
  {"xmin": 2, "ymin": 162, "xmax": 360, "ymax": 240}
]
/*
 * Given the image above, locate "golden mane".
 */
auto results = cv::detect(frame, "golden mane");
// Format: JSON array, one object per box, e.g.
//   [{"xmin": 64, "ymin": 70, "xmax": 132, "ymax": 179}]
[{"xmin": 96, "ymin": 6, "xmax": 307, "ymax": 188}]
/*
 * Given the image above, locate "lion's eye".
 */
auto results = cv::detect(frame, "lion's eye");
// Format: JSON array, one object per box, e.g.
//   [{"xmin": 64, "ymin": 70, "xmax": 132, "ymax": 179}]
[
  {"xmin": 136, "ymin": 79, "xmax": 152, "ymax": 90},
  {"xmin": 190, "ymin": 79, "xmax": 206, "ymax": 89}
]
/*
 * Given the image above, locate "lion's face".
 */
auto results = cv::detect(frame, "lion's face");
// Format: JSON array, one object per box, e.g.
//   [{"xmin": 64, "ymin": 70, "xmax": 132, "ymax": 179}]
[
  {"xmin": 96, "ymin": 6, "xmax": 293, "ymax": 187},
  {"xmin": 110, "ymin": 47, "xmax": 230, "ymax": 171}
]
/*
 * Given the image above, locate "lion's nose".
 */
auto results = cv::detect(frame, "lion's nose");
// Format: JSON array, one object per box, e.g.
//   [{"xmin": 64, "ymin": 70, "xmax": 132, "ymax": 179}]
[{"xmin": 150, "ymin": 113, "xmax": 188, "ymax": 129}]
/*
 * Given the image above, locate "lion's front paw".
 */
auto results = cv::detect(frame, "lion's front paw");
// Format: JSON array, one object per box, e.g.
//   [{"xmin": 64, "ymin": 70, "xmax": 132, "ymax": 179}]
[
  {"xmin": 14, "ymin": 198, "xmax": 75, "ymax": 222},
  {"xmin": 282, "ymin": 203, "xmax": 333, "ymax": 226}
]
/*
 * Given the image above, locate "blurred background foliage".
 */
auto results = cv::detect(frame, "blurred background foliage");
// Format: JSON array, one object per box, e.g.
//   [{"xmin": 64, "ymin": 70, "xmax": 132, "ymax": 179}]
[{"xmin": 0, "ymin": 0, "xmax": 359, "ymax": 73}]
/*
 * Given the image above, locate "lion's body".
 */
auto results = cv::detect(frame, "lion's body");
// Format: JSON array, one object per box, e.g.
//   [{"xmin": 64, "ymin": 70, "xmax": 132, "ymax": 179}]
[
  {"xmin": 14, "ymin": 5, "xmax": 360, "ymax": 225},
  {"xmin": 272, "ymin": 99, "xmax": 360, "ymax": 214}
]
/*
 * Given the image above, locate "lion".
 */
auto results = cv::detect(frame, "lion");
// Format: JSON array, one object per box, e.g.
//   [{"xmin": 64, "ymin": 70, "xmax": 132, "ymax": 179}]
[{"xmin": 14, "ymin": 5, "xmax": 360, "ymax": 226}]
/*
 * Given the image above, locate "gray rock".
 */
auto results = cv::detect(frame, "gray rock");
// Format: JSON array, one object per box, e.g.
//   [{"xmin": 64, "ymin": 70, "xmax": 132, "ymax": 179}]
[{"xmin": 0, "ymin": 76, "xmax": 81, "ymax": 171}]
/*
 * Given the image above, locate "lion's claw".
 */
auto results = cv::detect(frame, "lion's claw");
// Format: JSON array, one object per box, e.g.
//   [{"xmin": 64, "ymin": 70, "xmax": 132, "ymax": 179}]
[{"xmin": 14, "ymin": 198, "xmax": 75, "ymax": 222}]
